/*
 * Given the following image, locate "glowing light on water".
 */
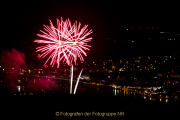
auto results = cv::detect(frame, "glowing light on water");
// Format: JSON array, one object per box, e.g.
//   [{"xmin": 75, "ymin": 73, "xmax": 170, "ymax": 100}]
[
  {"xmin": 114, "ymin": 89, "xmax": 116, "ymax": 96},
  {"xmin": 18, "ymin": 86, "xmax": 20, "ymax": 93},
  {"xmin": 117, "ymin": 89, "xmax": 119, "ymax": 96}
]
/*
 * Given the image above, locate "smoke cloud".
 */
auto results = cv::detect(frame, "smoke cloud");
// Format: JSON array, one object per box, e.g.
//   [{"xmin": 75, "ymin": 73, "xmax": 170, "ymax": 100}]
[
  {"xmin": 0, "ymin": 49, "xmax": 27, "ymax": 93},
  {"xmin": 0, "ymin": 49, "xmax": 64, "ymax": 94}
]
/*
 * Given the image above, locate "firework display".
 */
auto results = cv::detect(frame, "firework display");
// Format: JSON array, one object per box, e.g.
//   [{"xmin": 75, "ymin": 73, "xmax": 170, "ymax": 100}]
[
  {"xmin": 34, "ymin": 18, "xmax": 93, "ymax": 68},
  {"xmin": 34, "ymin": 18, "xmax": 93, "ymax": 94}
]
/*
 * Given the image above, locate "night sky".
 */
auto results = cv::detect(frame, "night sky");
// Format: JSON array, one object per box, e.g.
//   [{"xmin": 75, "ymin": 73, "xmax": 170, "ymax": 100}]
[{"xmin": 0, "ymin": 0, "xmax": 180, "ymax": 67}]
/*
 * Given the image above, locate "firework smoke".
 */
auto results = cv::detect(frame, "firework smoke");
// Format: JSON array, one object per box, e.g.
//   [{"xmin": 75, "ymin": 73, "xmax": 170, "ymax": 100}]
[{"xmin": 0, "ymin": 49, "xmax": 27, "ymax": 93}]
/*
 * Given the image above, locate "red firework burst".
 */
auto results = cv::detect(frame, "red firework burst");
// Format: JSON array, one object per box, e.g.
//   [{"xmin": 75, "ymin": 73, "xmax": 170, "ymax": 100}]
[{"xmin": 34, "ymin": 18, "xmax": 93, "ymax": 68}]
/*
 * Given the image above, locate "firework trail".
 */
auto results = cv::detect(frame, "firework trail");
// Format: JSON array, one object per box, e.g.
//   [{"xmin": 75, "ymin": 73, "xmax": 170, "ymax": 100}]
[{"xmin": 74, "ymin": 68, "xmax": 83, "ymax": 94}]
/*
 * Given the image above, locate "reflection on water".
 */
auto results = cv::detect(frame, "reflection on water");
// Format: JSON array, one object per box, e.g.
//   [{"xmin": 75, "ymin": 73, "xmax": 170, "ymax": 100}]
[
  {"xmin": 114, "ymin": 88, "xmax": 133, "ymax": 97},
  {"xmin": 117, "ymin": 89, "xmax": 119, "ymax": 96},
  {"xmin": 114, "ymin": 88, "xmax": 116, "ymax": 96},
  {"xmin": 97, "ymin": 87, "xmax": 179, "ymax": 103},
  {"xmin": 126, "ymin": 91, "xmax": 128, "ymax": 97}
]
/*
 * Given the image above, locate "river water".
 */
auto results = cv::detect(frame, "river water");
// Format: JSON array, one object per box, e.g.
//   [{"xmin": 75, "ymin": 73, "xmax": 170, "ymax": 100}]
[
  {"xmin": 73, "ymin": 85, "xmax": 179, "ymax": 103},
  {"xmin": 110, "ymin": 87, "xmax": 179, "ymax": 103}
]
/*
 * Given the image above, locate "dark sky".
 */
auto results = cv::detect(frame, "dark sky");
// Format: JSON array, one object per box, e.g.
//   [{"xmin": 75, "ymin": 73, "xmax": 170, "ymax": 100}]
[
  {"xmin": 0, "ymin": 0, "xmax": 180, "ymax": 66},
  {"xmin": 1, "ymin": 0, "xmax": 179, "ymax": 32}
]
